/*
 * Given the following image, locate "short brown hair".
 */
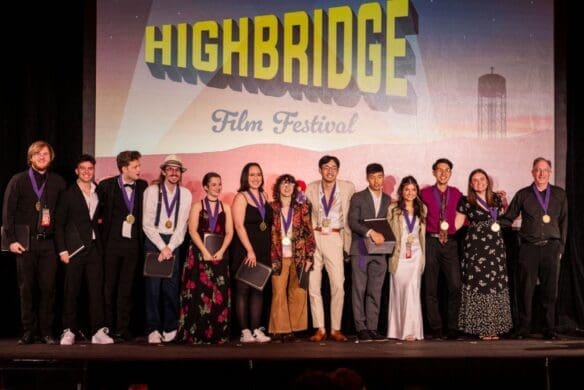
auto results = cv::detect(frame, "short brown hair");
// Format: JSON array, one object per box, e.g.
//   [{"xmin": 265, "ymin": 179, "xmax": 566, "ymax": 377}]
[
  {"xmin": 27, "ymin": 141, "xmax": 55, "ymax": 166},
  {"xmin": 116, "ymin": 150, "xmax": 141, "ymax": 172},
  {"xmin": 532, "ymin": 157, "xmax": 552, "ymax": 169}
]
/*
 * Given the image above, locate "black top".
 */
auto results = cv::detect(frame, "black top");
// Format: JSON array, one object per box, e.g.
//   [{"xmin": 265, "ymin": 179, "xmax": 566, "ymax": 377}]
[
  {"xmin": 2, "ymin": 169, "xmax": 66, "ymax": 242},
  {"xmin": 499, "ymin": 184, "xmax": 568, "ymax": 254},
  {"xmin": 54, "ymin": 183, "xmax": 103, "ymax": 255},
  {"xmin": 96, "ymin": 175, "xmax": 148, "ymax": 243}
]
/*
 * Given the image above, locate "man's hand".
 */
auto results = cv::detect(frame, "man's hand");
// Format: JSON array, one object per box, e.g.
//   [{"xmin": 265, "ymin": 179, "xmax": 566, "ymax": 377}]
[
  {"xmin": 370, "ymin": 230, "xmax": 385, "ymax": 245},
  {"xmin": 60, "ymin": 252, "xmax": 71, "ymax": 264},
  {"xmin": 9, "ymin": 242, "xmax": 25, "ymax": 254}
]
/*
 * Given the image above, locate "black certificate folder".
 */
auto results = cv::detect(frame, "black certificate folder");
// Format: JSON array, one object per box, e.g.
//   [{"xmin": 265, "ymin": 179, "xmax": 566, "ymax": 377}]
[
  {"xmin": 363, "ymin": 218, "xmax": 396, "ymax": 254},
  {"xmin": 235, "ymin": 262, "xmax": 272, "ymax": 291},
  {"xmin": 144, "ymin": 252, "xmax": 175, "ymax": 278}
]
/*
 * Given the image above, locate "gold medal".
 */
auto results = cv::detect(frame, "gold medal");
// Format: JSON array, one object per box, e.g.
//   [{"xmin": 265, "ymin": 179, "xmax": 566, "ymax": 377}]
[
  {"xmin": 259, "ymin": 221, "xmax": 267, "ymax": 231},
  {"xmin": 406, "ymin": 234, "xmax": 414, "ymax": 244},
  {"xmin": 542, "ymin": 214, "xmax": 551, "ymax": 223},
  {"xmin": 35, "ymin": 201, "xmax": 41, "ymax": 211},
  {"xmin": 322, "ymin": 218, "xmax": 330, "ymax": 228},
  {"xmin": 440, "ymin": 220, "xmax": 449, "ymax": 231},
  {"xmin": 165, "ymin": 220, "xmax": 173, "ymax": 229},
  {"xmin": 282, "ymin": 237, "xmax": 292, "ymax": 246},
  {"xmin": 126, "ymin": 214, "xmax": 135, "ymax": 224},
  {"xmin": 491, "ymin": 222, "xmax": 501, "ymax": 232}
]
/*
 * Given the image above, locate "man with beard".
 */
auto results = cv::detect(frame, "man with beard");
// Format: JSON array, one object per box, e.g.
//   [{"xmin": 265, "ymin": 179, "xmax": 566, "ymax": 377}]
[
  {"xmin": 2, "ymin": 141, "xmax": 66, "ymax": 344},
  {"xmin": 142, "ymin": 155, "xmax": 191, "ymax": 344},
  {"xmin": 97, "ymin": 150, "xmax": 148, "ymax": 342}
]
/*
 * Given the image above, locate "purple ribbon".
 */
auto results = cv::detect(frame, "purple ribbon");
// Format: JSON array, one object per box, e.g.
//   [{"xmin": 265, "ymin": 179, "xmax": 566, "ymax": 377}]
[
  {"xmin": 162, "ymin": 184, "xmax": 179, "ymax": 221},
  {"xmin": 476, "ymin": 195, "xmax": 498, "ymax": 220},
  {"xmin": 403, "ymin": 209, "xmax": 416, "ymax": 234},
  {"xmin": 117, "ymin": 175, "xmax": 135, "ymax": 215},
  {"xmin": 28, "ymin": 168, "xmax": 47, "ymax": 203},
  {"xmin": 320, "ymin": 183, "xmax": 336, "ymax": 217},
  {"xmin": 247, "ymin": 190, "xmax": 266, "ymax": 220},
  {"xmin": 204, "ymin": 197, "xmax": 220, "ymax": 233},
  {"xmin": 281, "ymin": 205, "xmax": 294, "ymax": 236},
  {"xmin": 432, "ymin": 186, "xmax": 450, "ymax": 229},
  {"xmin": 532, "ymin": 183, "xmax": 550, "ymax": 214}
]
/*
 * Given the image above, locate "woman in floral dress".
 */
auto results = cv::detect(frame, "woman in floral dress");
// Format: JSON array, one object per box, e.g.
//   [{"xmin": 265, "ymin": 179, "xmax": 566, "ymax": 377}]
[
  {"xmin": 454, "ymin": 168, "xmax": 512, "ymax": 340},
  {"xmin": 177, "ymin": 172, "xmax": 233, "ymax": 344}
]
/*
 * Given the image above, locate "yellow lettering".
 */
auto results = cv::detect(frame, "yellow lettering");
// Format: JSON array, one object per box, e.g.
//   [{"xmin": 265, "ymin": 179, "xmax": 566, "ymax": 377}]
[
  {"xmin": 144, "ymin": 25, "xmax": 172, "ymax": 66},
  {"xmin": 357, "ymin": 3, "xmax": 382, "ymax": 93},
  {"xmin": 386, "ymin": 0, "xmax": 408, "ymax": 96},
  {"xmin": 328, "ymin": 6, "xmax": 352, "ymax": 90},
  {"xmin": 254, "ymin": 15, "xmax": 279, "ymax": 80},
  {"xmin": 223, "ymin": 18, "xmax": 249, "ymax": 76},
  {"xmin": 193, "ymin": 21, "xmax": 218, "ymax": 72}
]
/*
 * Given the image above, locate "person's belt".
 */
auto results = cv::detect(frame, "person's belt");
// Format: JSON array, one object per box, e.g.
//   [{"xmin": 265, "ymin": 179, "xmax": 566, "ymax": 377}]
[
  {"xmin": 531, "ymin": 240, "xmax": 551, "ymax": 246},
  {"xmin": 314, "ymin": 227, "xmax": 342, "ymax": 233},
  {"xmin": 33, "ymin": 233, "xmax": 53, "ymax": 240},
  {"xmin": 428, "ymin": 233, "xmax": 455, "ymax": 239}
]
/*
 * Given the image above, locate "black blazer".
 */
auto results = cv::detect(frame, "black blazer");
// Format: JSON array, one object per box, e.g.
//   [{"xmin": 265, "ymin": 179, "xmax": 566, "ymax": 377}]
[
  {"xmin": 96, "ymin": 175, "xmax": 148, "ymax": 244},
  {"xmin": 54, "ymin": 183, "xmax": 103, "ymax": 256}
]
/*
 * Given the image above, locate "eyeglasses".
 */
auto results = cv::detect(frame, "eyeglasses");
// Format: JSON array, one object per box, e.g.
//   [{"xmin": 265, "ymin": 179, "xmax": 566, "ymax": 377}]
[
  {"xmin": 165, "ymin": 166, "xmax": 182, "ymax": 173},
  {"xmin": 321, "ymin": 165, "xmax": 338, "ymax": 172}
]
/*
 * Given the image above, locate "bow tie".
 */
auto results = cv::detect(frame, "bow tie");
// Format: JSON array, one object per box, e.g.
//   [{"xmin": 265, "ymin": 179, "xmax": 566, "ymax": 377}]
[{"xmin": 123, "ymin": 183, "xmax": 135, "ymax": 189}]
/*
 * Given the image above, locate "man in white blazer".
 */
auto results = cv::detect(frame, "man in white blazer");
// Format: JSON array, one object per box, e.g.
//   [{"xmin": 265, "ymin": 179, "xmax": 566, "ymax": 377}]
[{"xmin": 305, "ymin": 155, "xmax": 355, "ymax": 342}]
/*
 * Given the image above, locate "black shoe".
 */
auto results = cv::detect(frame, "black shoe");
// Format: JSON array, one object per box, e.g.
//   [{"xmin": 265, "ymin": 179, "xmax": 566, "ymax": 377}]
[
  {"xmin": 543, "ymin": 332, "xmax": 559, "ymax": 340},
  {"xmin": 512, "ymin": 330, "xmax": 529, "ymax": 340},
  {"xmin": 357, "ymin": 330, "xmax": 372, "ymax": 342},
  {"xmin": 283, "ymin": 333, "xmax": 297, "ymax": 343},
  {"xmin": 368, "ymin": 330, "xmax": 387, "ymax": 341},
  {"xmin": 41, "ymin": 335, "xmax": 57, "ymax": 345},
  {"xmin": 18, "ymin": 332, "xmax": 35, "ymax": 345},
  {"xmin": 446, "ymin": 330, "xmax": 462, "ymax": 340},
  {"xmin": 110, "ymin": 332, "xmax": 129, "ymax": 343},
  {"xmin": 427, "ymin": 329, "xmax": 443, "ymax": 340}
]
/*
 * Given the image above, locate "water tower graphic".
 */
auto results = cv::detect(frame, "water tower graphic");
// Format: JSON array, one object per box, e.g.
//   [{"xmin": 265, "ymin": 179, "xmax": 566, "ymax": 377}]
[{"xmin": 477, "ymin": 67, "xmax": 506, "ymax": 138}]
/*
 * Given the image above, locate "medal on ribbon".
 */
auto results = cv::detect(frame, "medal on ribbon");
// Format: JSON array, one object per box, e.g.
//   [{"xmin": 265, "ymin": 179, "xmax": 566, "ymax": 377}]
[
  {"xmin": 118, "ymin": 176, "xmax": 136, "ymax": 224},
  {"xmin": 404, "ymin": 209, "xmax": 416, "ymax": 259},
  {"xmin": 162, "ymin": 184, "xmax": 180, "ymax": 231},
  {"xmin": 204, "ymin": 197, "xmax": 220, "ymax": 233},
  {"xmin": 433, "ymin": 186, "xmax": 450, "ymax": 232},
  {"xmin": 476, "ymin": 195, "xmax": 500, "ymax": 232},
  {"xmin": 320, "ymin": 183, "xmax": 336, "ymax": 233},
  {"xmin": 532, "ymin": 183, "xmax": 551, "ymax": 224},
  {"xmin": 28, "ymin": 168, "xmax": 47, "ymax": 212},
  {"xmin": 247, "ymin": 190, "xmax": 267, "ymax": 231}
]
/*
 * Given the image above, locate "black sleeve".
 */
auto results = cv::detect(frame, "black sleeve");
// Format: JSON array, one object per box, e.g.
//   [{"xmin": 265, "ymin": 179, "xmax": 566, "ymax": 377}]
[{"xmin": 2, "ymin": 174, "xmax": 21, "ymax": 244}]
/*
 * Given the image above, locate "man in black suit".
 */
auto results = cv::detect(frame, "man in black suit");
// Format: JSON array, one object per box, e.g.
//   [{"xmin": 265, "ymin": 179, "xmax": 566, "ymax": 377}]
[
  {"xmin": 96, "ymin": 150, "xmax": 148, "ymax": 342},
  {"xmin": 2, "ymin": 140, "xmax": 66, "ymax": 344},
  {"xmin": 54, "ymin": 154, "xmax": 114, "ymax": 345},
  {"xmin": 348, "ymin": 163, "xmax": 391, "ymax": 342}
]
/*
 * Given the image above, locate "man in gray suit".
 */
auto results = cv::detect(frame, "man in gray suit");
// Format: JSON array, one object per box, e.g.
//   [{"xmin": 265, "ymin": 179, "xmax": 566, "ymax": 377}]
[{"xmin": 348, "ymin": 163, "xmax": 391, "ymax": 342}]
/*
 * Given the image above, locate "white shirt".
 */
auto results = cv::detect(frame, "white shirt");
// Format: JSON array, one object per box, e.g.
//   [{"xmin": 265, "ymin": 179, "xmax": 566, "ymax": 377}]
[
  {"xmin": 368, "ymin": 188, "xmax": 382, "ymax": 217},
  {"xmin": 142, "ymin": 182, "xmax": 192, "ymax": 251}
]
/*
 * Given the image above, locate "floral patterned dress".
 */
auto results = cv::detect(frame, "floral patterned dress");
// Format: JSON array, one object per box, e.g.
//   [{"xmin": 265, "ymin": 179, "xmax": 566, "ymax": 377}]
[
  {"xmin": 177, "ymin": 202, "xmax": 230, "ymax": 344},
  {"xmin": 457, "ymin": 196, "xmax": 513, "ymax": 336}
]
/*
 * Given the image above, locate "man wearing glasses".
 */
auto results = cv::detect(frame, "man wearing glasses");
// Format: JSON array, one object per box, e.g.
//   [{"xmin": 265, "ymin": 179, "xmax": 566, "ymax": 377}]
[
  {"xmin": 501, "ymin": 157, "xmax": 567, "ymax": 340},
  {"xmin": 420, "ymin": 158, "xmax": 463, "ymax": 340},
  {"xmin": 305, "ymin": 155, "xmax": 355, "ymax": 342}
]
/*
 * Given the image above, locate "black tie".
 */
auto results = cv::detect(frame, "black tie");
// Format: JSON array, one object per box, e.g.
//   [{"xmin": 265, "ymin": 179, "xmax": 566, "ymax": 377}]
[{"xmin": 124, "ymin": 183, "xmax": 135, "ymax": 189}]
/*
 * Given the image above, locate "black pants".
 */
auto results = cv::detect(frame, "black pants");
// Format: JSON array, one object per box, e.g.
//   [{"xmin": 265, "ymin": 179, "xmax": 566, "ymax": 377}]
[
  {"xmin": 16, "ymin": 238, "xmax": 58, "ymax": 337},
  {"xmin": 103, "ymin": 239, "xmax": 140, "ymax": 336},
  {"xmin": 516, "ymin": 240, "xmax": 561, "ymax": 334},
  {"xmin": 62, "ymin": 244, "xmax": 104, "ymax": 334},
  {"xmin": 423, "ymin": 237, "xmax": 461, "ymax": 332}
]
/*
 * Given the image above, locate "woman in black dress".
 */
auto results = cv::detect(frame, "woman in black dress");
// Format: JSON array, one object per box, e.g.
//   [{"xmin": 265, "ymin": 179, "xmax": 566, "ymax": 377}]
[{"xmin": 231, "ymin": 162, "xmax": 273, "ymax": 343}]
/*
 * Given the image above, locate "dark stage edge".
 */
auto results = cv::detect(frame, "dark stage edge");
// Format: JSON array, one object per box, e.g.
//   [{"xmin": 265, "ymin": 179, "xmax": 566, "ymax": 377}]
[{"xmin": 1, "ymin": 336, "xmax": 584, "ymax": 389}]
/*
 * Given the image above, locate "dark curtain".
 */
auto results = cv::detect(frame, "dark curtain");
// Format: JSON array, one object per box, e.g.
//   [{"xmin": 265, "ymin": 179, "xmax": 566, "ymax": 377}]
[
  {"xmin": 1, "ymin": 1, "xmax": 583, "ymax": 338},
  {"xmin": 0, "ymin": 2, "xmax": 85, "ymax": 336}
]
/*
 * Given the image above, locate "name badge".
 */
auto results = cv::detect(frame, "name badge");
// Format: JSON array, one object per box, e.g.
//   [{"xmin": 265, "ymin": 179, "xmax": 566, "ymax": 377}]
[{"xmin": 282, "ymin": 238, "xmax": 292, "ymax": 258}]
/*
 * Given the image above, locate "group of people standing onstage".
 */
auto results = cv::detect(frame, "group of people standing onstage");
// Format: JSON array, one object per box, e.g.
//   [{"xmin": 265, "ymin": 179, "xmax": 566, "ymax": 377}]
[{"xmin": 2, "ymin": 140, "xmax": 568, "ymax": 346}]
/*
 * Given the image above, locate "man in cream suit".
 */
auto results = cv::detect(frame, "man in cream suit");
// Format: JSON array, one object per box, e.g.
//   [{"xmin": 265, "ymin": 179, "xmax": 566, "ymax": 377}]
[{"xmin": 305, "ymin": 155, "xmax": 355, "ymax": 342}]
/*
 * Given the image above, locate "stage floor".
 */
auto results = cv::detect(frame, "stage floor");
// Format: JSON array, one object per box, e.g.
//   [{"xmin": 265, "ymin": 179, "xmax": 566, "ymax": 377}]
[{"xmin": 2, "ymin": 335, "xmax": 584, "ymax": 389}]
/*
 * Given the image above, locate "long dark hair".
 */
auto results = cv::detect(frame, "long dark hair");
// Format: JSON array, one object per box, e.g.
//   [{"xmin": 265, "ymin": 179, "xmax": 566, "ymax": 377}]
[
  {"xmin": 237, "ymin": 162, "xmax": 264, "ymax": 192},
  {"xmin": 272, "ymin": 174, "xmax": 298, "ymax": 208},
  {"xmin": 393, "ymin": 175, "xmax": 425, "ymax": 222},
  {"xmin": 466, "ymin": 168, "xmax": 500, "ymax": 208}
]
